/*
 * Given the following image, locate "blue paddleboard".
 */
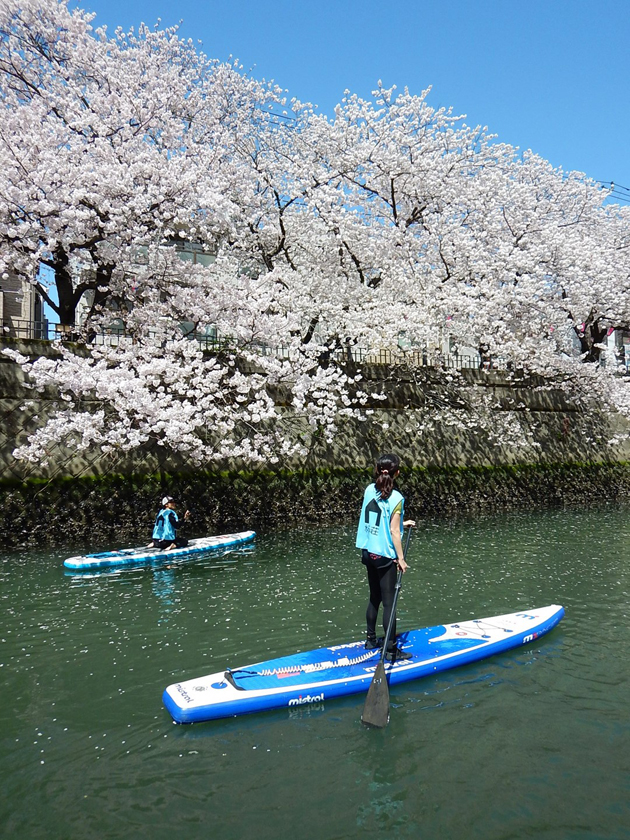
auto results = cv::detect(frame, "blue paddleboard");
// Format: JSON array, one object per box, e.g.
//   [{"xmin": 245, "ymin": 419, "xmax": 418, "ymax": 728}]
[
  {"xmin": 64, "ymin": 530, "xmax": 256, "ymax": 570},
  {"xmin": 163, "ymin": 603, "xmax": 564, "ymax": 723}
]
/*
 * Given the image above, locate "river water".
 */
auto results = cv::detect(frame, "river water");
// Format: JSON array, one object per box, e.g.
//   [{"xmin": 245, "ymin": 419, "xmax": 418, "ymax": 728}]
[{"xmin": 1, "ymin": 505, "xmax": 629, "ymax": 840}]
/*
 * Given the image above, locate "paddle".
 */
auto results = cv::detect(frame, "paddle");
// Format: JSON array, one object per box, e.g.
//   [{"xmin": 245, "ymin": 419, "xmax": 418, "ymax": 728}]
[{"xmin": 361, "ymin": 526, "xmax": 412, "ymax": 729}]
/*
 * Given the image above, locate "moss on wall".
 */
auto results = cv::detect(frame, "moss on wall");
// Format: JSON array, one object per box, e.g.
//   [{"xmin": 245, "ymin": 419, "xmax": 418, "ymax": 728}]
[{"xmin": 2, "ymin": 461, "xmax": 629, "ymax": 549}]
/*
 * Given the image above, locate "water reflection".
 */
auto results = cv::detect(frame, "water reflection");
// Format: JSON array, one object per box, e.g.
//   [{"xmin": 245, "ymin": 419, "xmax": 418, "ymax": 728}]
[{"xmin": 151, "ymin": 568, "xmax": 177, "ymax": 625}]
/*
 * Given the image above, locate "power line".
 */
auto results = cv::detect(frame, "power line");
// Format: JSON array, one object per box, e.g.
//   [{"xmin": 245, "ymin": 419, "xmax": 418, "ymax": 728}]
[
  {"xmin": 597, "ymin": 181, "xmax": 630, "ymax": 192},
  {"xmin": 597, "ymin": 181, "xmax": 630, "ymax": 204}
]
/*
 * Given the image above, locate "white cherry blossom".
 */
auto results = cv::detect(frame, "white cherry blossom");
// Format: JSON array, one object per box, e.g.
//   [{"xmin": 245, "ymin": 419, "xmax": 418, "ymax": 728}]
[{"xmin": 2, "ymin": 0, "xmax": 629, "ymax": 466}]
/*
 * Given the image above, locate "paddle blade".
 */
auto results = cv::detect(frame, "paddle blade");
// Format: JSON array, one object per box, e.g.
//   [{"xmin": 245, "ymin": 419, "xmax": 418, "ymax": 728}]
[{"xmin": 361, "ymin": 661, "xmax": 390, "ymax": 728}]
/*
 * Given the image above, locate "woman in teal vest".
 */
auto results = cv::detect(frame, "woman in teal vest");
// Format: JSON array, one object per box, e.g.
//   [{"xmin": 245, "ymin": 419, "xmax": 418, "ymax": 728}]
[{"xmin": 356, "ymin": 453, "xmax": 414, "ymax": 661}]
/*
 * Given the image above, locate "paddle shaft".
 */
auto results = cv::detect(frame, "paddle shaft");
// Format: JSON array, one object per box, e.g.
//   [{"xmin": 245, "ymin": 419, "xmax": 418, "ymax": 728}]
[
  {"xmin": 377, "ymin": 525, "xmax": 411, "ymax": 665},
  {"xmin": 379, "ymin": 568, "xmax": 403, "ymax": 656},
  {"xmin": 361, "ymin": 526, "xmax": 412, "ymax": 728}
]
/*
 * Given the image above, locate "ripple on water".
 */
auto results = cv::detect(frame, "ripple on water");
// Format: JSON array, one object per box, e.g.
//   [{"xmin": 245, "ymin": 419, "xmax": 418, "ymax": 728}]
[{"xmin": 2, "ymin": 509, "xmax": 630, "ymax": 840}]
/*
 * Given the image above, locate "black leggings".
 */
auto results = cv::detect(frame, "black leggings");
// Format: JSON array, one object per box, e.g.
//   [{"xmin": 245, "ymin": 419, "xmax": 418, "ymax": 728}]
[
  {"xmin": 154, "ymin": 537, "xmax": 188, "ymax": 549},
  {"xmin": 365, "ymin": 559, "xmax": 398, "ymax": 640}
]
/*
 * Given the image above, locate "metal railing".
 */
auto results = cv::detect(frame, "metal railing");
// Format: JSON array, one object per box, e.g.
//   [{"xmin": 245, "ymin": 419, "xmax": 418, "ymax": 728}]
[
  {"xmin": 2, "ymin": 319, "xmax": 57, "ymax": 341},
  {"xmin": 5, "ymin": 318, "xmax": 591, "ymax": 374},
  {"xmin": 3, "ymin": 318, "xmax": 492, "ymax": 370},
  {"xmin": 349, "ymin": 346, "xmax": 489, "ymax": 369},
  {"xmin": 191, "ymin": 332, "xmax": 491, "ymax": 369}
]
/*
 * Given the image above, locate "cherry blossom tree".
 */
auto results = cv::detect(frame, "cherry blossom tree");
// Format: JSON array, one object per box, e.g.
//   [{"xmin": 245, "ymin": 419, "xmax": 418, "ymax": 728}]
[
  {"xmin": 0, "ymin": 0, "xmax": 280, "ymax": 327},
  {"xmin": 2, "ymin": 0, "xmax": 630, "ymax": 469}
]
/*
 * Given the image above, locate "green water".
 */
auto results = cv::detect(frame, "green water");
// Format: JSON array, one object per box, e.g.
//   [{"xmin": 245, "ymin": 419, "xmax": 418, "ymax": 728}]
[{"xmin": 1, "ymin": 506, "xmax": 630, "ymax": 840}]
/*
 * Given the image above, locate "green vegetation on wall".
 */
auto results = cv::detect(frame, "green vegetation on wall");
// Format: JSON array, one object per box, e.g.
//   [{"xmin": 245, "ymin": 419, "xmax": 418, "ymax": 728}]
[{"xmin": 2, "ymin": 461, "xmax": 629, "ymax": 549}]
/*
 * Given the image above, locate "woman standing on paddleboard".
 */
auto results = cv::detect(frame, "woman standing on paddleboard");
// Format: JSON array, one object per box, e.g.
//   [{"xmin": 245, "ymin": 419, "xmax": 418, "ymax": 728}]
[{"xmin": 356, "ymin": 453, "xmax": 414, "ymax": 661}]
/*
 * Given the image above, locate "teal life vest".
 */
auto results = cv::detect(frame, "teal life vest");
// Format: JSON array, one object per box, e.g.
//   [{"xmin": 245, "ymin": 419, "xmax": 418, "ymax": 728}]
[
  {"xmin": 152, "ymin": 509, "xmax": 166, "ymax": 541},
  {"xmin": 152, "ymin": 507, "xmax": 178, "ymax": 541},
  {"xmin": 355, "ymin": 484, "xmax": 404, "ymax": 558}
]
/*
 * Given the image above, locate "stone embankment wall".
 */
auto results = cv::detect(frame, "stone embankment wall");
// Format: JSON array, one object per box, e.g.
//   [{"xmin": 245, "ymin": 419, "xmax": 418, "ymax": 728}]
[{"xmin": 1, "ymin": 339, "xmax": 630, "ymax": 548}]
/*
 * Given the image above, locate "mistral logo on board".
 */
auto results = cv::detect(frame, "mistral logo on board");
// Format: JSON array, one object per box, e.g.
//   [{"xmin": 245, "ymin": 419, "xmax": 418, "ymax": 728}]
[{"xmin": 288, "ymin": 693, "xmax": 324, "ymax": 707}]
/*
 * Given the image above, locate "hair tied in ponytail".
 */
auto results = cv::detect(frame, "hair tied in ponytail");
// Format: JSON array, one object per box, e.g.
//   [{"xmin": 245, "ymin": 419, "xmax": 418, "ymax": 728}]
[{"xmin": 374, "ymin": 453, "xmax": 400, "ymax": 500}]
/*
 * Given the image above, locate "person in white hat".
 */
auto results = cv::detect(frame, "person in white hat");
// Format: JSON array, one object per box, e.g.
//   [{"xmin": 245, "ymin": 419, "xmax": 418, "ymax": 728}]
[{"xmin": 147, "ymin": 496, "xmax": 190, "ymax": 550}]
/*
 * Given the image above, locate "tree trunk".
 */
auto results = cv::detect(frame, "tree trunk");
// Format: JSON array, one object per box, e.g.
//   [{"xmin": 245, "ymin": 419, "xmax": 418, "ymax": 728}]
[
  {"xmin": 576, "ymin": 316, "xmax": 608, "ymax": 364},
  {"xmin": 53, "ymin": 245, "xmax": 77, "ymax": 328}
]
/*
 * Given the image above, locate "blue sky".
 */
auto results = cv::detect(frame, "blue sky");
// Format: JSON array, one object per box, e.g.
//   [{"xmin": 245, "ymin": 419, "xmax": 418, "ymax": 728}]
[{"xmin": 77, "ymin": 0, "xmax": 629, "ymax": 202}]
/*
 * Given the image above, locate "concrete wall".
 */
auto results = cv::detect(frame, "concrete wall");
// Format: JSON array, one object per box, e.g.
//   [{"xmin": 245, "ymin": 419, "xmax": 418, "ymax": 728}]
[
  {"xmin": 2, "ymin": 339, "xmax": 630, "ymax": 548},
  {"xmin": 2, "ymin": 338, "xmax": 630, "ymax": 483}
]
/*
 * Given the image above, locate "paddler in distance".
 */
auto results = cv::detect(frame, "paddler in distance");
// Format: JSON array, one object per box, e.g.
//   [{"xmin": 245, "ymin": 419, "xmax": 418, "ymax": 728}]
[{"xmin": 147, "ymin": 496, "xmax": 190, "ymax": 550}]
